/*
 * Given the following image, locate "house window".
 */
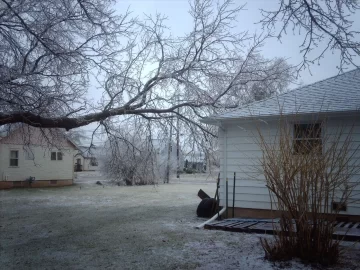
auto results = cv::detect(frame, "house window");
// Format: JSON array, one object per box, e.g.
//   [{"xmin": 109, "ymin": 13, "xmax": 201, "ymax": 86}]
[
  {"xmin": 10, "ymin": 150, "xmax": 19, "ymax": 166},
  {"xmin": 51, "ymin": 151, "xmax": 63, "ymax": 160},
  {"xmin": 332, "ymin": 202, "xmax": 347, "ymax": 212},
  {"xmin": 293, "ymin": 123, "xmax": 322, "ymax": 154}
]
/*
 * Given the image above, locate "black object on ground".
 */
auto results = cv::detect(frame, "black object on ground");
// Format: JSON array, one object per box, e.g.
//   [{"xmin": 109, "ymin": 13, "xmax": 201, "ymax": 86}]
[
  {"xmin": 197, "ymin": 198, "xmax": 217, "ymax": 218},
  {"xmin": 96, "ymin": 181, "xmax": 103, "ymax": 185},
  {"xmin": 197, "ymin": 189, "xmax": 211, "ymax": 200}
]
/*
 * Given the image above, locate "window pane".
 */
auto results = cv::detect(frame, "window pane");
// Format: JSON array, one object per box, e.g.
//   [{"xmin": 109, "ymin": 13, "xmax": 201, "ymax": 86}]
[
  {"xmin": 294, "ymin": 139, "xmax": 322, "ymax": 155},
  {"xmin": 10, "ymin": 150, "xmax": 18, "ymax": 159},
  {"xmin": 10, "ymin": 159, "xmax": 18, "ymax": 166},
  {"xmin": 294, "ymin": 124, "xmax": 321, "ymax": 139},
  {"xmin": 51, "ymin": 152, "xmax": 57, "ymax": 160},
  {"xmin": 57, "ymin": 152, "xmax": 63, "ymax": 160}
]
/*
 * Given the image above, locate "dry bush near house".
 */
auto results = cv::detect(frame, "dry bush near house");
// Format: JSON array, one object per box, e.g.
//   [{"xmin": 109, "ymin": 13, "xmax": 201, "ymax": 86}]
[{"xmin": 256, "ymin": 119, "xmax": 360, "ymax": 266}]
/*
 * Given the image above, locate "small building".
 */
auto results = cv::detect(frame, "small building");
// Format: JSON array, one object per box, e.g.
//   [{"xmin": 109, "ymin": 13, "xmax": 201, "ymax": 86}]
[
  {"xmin": 74, "ymin": 146, "xmax": 100, "ymax": 171},
  {"xmin": 0, "ymin": 126, "xmax": 78, "ymax": 189},
  {"xmin": 183, "ymin": 151, "xmax": 206, "ymax": 172},
  {"xmin": 202, "ymin": 69, "xmax": 360, "ymax": 219}
]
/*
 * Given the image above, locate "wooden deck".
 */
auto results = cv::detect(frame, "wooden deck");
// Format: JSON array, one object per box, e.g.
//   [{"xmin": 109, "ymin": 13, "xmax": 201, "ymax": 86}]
[{"xmin": 204, "ymin": 218, "xmax": 360, "ymax": 241}]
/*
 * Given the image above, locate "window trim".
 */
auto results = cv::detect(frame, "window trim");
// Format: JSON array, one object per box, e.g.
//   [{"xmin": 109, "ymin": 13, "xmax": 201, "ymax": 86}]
[
  {"xmin": 10, "ymin": 150, "xmax": 19, "ymax": 167},
  {"xmin": 51, "ymin": 151, "xmax": 63, "ymax": 161}
]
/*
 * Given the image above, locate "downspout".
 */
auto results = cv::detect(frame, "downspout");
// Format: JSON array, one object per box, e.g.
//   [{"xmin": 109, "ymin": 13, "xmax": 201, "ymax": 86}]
[{"xmin": 195, "ymin": 207, "xmax": 227, "ymax": 229}]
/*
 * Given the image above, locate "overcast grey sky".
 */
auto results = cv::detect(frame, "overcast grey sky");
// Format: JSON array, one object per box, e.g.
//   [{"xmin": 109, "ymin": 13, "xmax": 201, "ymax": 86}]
[
  {"xmin": 80, "ymin": 0, "xmax": 359, "ymax": 141},
  {"xmin": 114, "ymin": 0, "xmax": 359, "ymax": 81}
]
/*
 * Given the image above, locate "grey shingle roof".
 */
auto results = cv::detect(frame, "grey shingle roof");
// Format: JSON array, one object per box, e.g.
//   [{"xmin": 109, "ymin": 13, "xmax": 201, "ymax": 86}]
[{"xmin": 202, "ymin": 69, "xmax": 360, "ymax": 123}]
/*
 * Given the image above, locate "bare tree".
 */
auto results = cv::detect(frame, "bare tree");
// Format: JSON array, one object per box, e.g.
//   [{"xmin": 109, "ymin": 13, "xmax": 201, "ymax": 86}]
[
  {"xmin": 0, "ymin": 0, "xmax": 294, "ymax": 140},
  {"xmin": 102, "ymin": 123, "xmax": 158, "ymax": 186},
  {"xmin": 260, "ymin": 0, "xmax": 360, "ymax": 72}
]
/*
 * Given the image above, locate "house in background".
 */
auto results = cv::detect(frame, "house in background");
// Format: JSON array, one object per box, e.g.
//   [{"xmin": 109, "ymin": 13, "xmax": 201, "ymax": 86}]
[
  {"xmin": 0, "ymin": 126, "xmax": 78, "ymax": 189},
  {"xmin": 74, "ymin": 145, "xmax": 100, "ymax": 171},
  {"xmin": 202, "ymin": 69, "xmax": 360, "ymax": 220},
  {"xmin": 183, "ymin": 151, "xmax": 206, "ymax": 172}
]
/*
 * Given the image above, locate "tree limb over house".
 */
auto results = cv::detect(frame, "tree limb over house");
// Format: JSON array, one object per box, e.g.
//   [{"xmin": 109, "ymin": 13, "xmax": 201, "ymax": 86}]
[{"xmin": 0, "ymin": 0, "xmax": 293, "ymax": 140}]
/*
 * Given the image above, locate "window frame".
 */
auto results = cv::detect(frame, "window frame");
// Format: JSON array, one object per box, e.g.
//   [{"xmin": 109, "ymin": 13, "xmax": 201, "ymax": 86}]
[
  {"xmin": 293, "ymin": 123, "xmax": 323, "ymax": 155},
  {"xmin": 51, "ymin": 151, "xmax": 63, "ymax": 161},
  {"xmin": 9, "ymin": 150, "xmax": 19, "ymax": 167},
  {"xmin": 51, "ymin": 152, "xmax": 57, "ymax": 160}
]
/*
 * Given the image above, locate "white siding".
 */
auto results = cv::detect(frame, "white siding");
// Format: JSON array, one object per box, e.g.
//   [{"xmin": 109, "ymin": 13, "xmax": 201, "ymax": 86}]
[
  {"xmin": 0, "ymin": 127, "xmax": 77, "ymax": 182},
  {"xmin": 83, "ymin": 158, "xmax": 99, "ymax": 171},
  {"xmin": 0, "ymin": 144, "xmax": 76, "ymax": 181},
  {"xmin": 74, "ymin": 155, "xmax": 100, "ymax": 171},
  {"xmin": 219, "ymin": 117, "xmax": 360, "ymax": 216}
]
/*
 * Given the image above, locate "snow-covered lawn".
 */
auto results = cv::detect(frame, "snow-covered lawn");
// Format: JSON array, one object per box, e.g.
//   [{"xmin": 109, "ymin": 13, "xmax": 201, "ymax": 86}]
[{"xmin": 0, "ymin": 172, "xmax": 359, "ymax": 269}]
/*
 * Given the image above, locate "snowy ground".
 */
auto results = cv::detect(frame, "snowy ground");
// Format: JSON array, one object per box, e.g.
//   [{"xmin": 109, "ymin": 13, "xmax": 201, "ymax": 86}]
[{"xmin": 0, "ymin": 172, "xmax": 359, "ymax": 270}]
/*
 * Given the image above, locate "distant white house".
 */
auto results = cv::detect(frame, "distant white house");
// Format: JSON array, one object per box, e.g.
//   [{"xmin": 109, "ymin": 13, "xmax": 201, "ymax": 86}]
[
  {"xmin": 183, "ymin": 151, "xmax": 206, "ymax": 172},
  {"xmin": 202, "ymin": 69, "xmax": 360, "ymax": 219},
  {"xmin": 74, "ymin": 145, "xmax": 100, "ymax": 171},
  {"xmin": 0, "ymin": 126, "xmax": 78, "ymax": 189}
]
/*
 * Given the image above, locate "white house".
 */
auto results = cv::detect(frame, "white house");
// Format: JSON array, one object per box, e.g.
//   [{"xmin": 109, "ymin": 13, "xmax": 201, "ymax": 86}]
[
  {"xmin": 202, "ymin": 69, "xmax": 360, "ymax": 220},
  {"xmin": 0, "ymin": 126, "xmax": 78, "ymax": 189},
  {"xmin": 183, "ymin": 150, "xmax": 206, "ymax": 172},
  {"xmin": 74, "ymin": 145, "xmax": 100, "ymax": 171}
]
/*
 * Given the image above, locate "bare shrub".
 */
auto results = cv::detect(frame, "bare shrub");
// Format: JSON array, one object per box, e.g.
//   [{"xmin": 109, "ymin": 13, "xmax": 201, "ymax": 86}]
[
  {"xmin": 102, "ymin": 131, "xmax": 157, "ymax": 186},
  {"xmin": 256, "ymin": 118, "xmax": 360, "ymax": 265}
]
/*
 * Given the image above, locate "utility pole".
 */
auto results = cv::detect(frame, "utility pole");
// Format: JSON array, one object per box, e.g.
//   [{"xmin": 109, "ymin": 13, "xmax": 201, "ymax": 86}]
[
  {"xmin": 176, "ymin": 96, "xmax": 180, "ymax": 179},
  {"xmin": 165, "ymin": 121, "xmax": 173, "ymax": 184}
]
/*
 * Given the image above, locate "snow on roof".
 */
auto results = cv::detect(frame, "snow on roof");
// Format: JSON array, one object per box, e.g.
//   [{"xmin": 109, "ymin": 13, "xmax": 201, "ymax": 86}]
[{"xmin": 202, "ymin": 69, "xmax": 360, "ymax": 124}]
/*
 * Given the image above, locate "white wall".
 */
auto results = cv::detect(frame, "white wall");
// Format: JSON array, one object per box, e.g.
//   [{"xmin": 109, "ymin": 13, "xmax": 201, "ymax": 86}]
[
  {"xmin": 83, "ymin": 158, "xmax": 99, "ymax": 171},
  {"xmin": 0, "ymin": 127, "xmax": 77, "ymax": 182},
  {"xmin": 0, "ymin": 144, "xmax": 76, "ymax": 181},
  {"xmin": 74, "ymin": 154, "xmax": 100, "ymax": 171},
  {"xmin": 219, "ymin": 116, "xmax": 360, "ymax": 216}
]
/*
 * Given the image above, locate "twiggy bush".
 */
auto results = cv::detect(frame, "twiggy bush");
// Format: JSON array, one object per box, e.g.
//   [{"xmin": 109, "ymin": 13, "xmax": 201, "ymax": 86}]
[
  {"xmin": 256, "ymin": 119, "xmax": 360, "ymax": 265},
  {"xmin": 102, "ymin": 133, "xmax": 157, "ymax": 186}
]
